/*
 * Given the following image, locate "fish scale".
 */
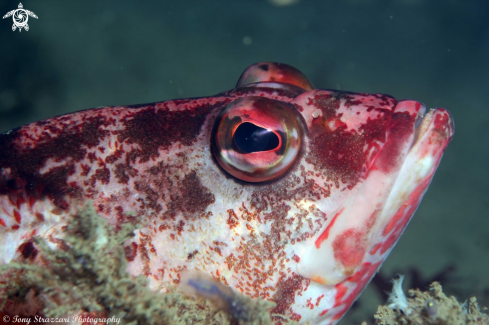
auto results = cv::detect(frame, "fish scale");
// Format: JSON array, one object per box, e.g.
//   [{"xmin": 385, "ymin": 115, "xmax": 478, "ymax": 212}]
[{"xmin": 0, "ymin": 62, "xmax": 454, "ymax": 324}]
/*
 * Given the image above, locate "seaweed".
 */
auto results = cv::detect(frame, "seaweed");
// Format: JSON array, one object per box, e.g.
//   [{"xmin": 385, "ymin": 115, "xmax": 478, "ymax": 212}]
[
  {"xmin": 0, "ymin": 203, "xmax": 283, "ymax": 325},
  {"xmin": 373, "ymin": 276, "xmax": 489, "ymax": 325}
]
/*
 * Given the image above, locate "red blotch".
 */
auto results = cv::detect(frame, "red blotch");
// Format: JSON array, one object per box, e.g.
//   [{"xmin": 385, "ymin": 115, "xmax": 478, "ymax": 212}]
[
  {"xmin": 13, "ymin": 210, "xmax": 21, "ymax": 224},
  {"xmin": 369, "ymin": 243, "xmax": 381, "ymax": 255},
  {"xmin": 332, "ymin": 228, "xmax": 366, "ymax": 271},
  {"xmin": 0, "ymin": 218, "xmax": 6, "ymax": 227},
  {"xmin": 434, "ymin": 110, "xmax": 450, "ymax": 130},
  {"xmin": 315, "ymin": 208, "xmax": 344, "ymax": 248},
  {"xmin": 382, "ymin": 204, "xmax": 409, "ymax": 237},
  {"xmin": 316, "ymin": 294, "xmax": 325, "ymax": 306}
]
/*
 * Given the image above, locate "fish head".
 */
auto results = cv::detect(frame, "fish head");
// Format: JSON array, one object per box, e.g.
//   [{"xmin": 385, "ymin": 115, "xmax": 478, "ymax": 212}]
[
  {"xmin": 0, "ymin": 62, "xmax": 454, "ymax": 324},
  {"xmin": 210, "ymin": 62, "xmax": 454, "ymax": 323}
]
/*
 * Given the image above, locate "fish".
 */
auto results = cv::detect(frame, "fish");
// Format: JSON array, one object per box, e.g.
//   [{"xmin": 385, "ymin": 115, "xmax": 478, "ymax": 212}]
[{"xmin": 0, "ymin": 62, "xmax": 454, "ymax": 324}]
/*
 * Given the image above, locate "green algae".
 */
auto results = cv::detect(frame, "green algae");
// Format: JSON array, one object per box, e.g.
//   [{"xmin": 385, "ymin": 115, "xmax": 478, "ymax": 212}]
[{"xmin": 0, "ymin": 203, "xmax": 282, "ymax": 325}]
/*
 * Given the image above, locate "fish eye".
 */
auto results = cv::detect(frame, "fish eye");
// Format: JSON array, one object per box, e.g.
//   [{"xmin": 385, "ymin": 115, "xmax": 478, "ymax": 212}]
[{"xmin": 212, "ymin": 96, "xmax": 302, "ymax": 183}]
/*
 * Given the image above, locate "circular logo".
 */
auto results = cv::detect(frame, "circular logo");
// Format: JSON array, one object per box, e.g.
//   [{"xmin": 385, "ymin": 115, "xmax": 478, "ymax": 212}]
[
  {"xmin": 3, "ymin": 315, "xmax": 10, "ymax": 322},
  {"xmin": 13, "ymin": 9, "xmax": 28, "ymax": 28}
]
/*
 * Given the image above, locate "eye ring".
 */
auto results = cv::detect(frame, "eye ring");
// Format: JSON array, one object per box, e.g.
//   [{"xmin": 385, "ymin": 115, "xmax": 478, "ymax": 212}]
[{"xmin": 211, "ymin": 96, "xmax": 302, "ymax": 182}]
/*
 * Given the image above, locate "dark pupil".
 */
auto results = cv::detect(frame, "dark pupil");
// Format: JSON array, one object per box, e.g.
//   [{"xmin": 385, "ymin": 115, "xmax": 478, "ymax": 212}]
[{"xmin": 234, "ymin": 122, "xmax": 279, "ymax": 153}]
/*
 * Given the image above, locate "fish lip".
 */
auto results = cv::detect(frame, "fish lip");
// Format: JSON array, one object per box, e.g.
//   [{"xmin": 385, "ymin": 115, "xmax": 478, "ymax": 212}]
[{"xmin": 412, "ymin": 107, "xmax": 454, "ymax": 149}]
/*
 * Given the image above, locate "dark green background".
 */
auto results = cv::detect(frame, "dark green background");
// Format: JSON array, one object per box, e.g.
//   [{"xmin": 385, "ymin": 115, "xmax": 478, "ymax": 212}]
[{"xmin": 1, "ymin": 1, "xmax": 488, "ymax": 323}]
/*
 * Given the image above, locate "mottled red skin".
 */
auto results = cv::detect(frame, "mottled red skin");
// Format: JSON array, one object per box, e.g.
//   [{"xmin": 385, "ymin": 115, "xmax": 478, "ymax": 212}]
[
  {"xmin": 0, "ymin": 63, "xmax": 454, "ymax": 324},
  {"xmin": 305, "ymin": 91, "xmax": 398, "ymax": 187},
  {"xmin": 0, "ymin": 88, "xmax": 395, "ymax": 220},
  {"xmin": 0, "ymin": 100, "xmax": 219, "ymax": 212}
]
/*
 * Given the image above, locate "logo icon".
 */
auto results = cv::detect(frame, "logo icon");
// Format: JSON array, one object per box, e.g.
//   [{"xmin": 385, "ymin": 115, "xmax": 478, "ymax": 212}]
[{"xmin": 3, "ymin": 3, "xmax": 38, "ymax": 32}]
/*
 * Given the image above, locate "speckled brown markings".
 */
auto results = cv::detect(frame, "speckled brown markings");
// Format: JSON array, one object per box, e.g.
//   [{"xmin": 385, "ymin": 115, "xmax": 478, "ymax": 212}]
[
  {"xmin": 251, "ymin": 166, "xmax": 330, "ymax": 214},
  {"xmin": 138, "ymin": 161, "xmax": 215, "ymax": 220},
  {"xmin": 305, "ymin": 92, "xmax": 396, "ymax": 188},
  {"xmin": 114, "ymin": 162, "xmax": 138, "ymax": 184},
  {"xmin": 216, "ymin": 165, "xmax": 329, "ymax": 305},
  {"xmin": 227, "ymin": 209, "xmax": 239, "ymax": 229},
  {"xmin": 0, "ymin": 97, "xmax": 228, "ymax": 220},
  {"xmin": 0, "ymin": 116, "xmax": 111, "ymax": 209},
  {"xmin": 135, "ymin": 180, "xmax": 162, "ymax": 213},
  {"xmin": 175, "ymin": 171, "xmax": 215, "ymax": 216},
  {"xmin": 118, "ymin": 104, "xmax": 217, "ymax": 164},
  {"xmin": 90, "ymin": 166, "xmax": 111, "ymax": 186},
  {"xmin": 271, "ymin": 273, "xmax": 308, "ymax": 322},
  {"xmin": 187, "ymin": 250, "xmax": 199, "ymax": 260}
]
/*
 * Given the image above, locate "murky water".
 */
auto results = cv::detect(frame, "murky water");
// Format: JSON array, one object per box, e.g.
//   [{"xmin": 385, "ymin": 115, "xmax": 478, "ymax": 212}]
[{"xmin": 1, "ymin": 1, "xmax": 488, "ymax": 323}]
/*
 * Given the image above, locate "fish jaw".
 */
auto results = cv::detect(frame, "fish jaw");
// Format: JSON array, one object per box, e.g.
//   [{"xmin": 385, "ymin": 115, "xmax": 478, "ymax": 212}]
[{"xmin": 292, "ymin": 102, "xmax": 453, "ymax": 323}]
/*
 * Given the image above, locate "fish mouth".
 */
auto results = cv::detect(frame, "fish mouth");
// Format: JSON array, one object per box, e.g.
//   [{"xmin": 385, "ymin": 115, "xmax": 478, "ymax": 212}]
[{"xmin": 412, "ymin": 105, "xmax": 454, "ymax": 150}]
